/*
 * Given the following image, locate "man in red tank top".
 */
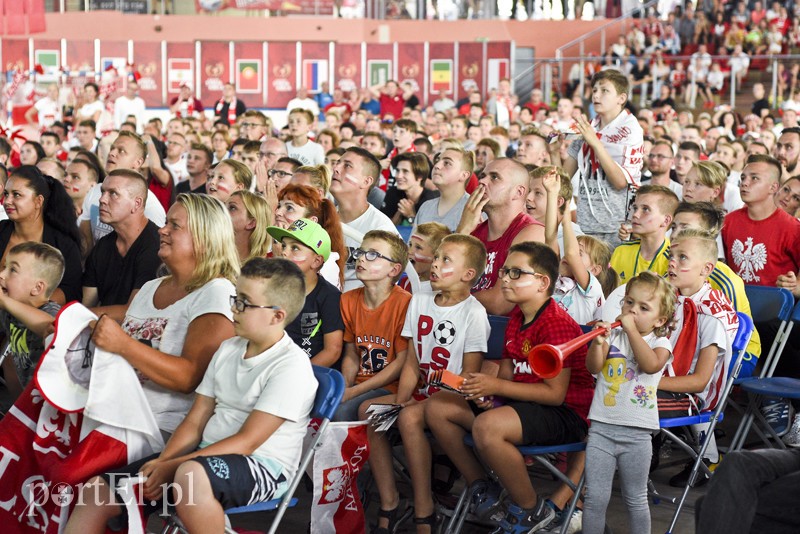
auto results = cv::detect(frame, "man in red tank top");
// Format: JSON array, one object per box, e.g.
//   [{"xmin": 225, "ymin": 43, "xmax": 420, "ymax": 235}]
[{"xmin": 456, "ymin": 158, "xmax": 545, "ymax": 316}]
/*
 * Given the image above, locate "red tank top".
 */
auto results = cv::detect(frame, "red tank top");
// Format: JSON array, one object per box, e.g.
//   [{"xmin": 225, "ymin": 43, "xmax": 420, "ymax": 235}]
[{"xmin": 471, "ymin": 212, "xmax": 539, "ymax": 292}]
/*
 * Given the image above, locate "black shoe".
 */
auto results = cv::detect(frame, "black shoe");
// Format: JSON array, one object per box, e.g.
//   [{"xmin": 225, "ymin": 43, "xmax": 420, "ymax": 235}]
[{"xmin": 668, "ymin": 459, "xmax": 711, "ymax": 488}]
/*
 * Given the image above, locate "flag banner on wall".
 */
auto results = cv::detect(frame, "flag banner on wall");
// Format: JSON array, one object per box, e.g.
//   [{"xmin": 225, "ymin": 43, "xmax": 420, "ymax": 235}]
[
  {"xmin": 303, "ymin": 60, "xmax": 328, "ymax": 94},
  {"xmin": 368, "ymin": 60, "xmax": 391, "ymax": 87},
  {"xmin": 236, "ymin": 59, "xmax": 261, "ymax": 93},
  {"xmin": 430, "ymin": 59, "xmax": 453, "ymax": 94},
  {"xmin": 167, "ymin": 58, "xmax": 194, "ymax": 92},
  {"xmin": 487, "ymin": 57, "xmax": 510, "ymax": 91}
]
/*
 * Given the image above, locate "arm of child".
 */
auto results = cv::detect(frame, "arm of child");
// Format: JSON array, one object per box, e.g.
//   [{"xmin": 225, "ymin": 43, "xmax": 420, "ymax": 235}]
[
  {"xmin": 658, "ymin": 344, "xmax": 719, "ymax": 393},
  {"xmin": 461, "ymin": 351, "xmax": 484, "ymax": 376},
  {"xmin": 310, "ymin": 330, "xmax": 344, "ymax": 368},
  {"xmin": 345, "ymin": 348, "xmax": 407, "ymax": 402},
  {"xmin": 340, "ymin": 342, "xmax": 359, "ymax": 387},
  {"xmin": 462, "ymin": 360, "xmax": 571, "ymax": 406},
  {"xmin": 619, "ymin": 314, "xmax": 671, "ymax": 374},
  {"xmin": 586, "ymin": 323, "xmax": 612, "ymax": 375},
  {"xmin": 396, "ymin": 341, "xmax": 420, "ymax": 405},
  {"xmin": 543, "ymin": 170, "xmax": 561, "ymax": 256},
  {"xmin": 90, "ymin": 313, "xmax": 234, "ymax": 394},
  {"xmin": 0, "ymin": 294, "xmax": 56, "ymax": 339},
  {"xmin": 574, "ymin": 114, "xmax": 630, "ymax": 191}
]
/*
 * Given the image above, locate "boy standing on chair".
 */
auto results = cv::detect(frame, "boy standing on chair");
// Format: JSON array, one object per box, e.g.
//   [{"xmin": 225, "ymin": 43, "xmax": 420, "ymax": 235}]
[
  {"xmin": 66, "ymin": 258, "xmax": 317, "ymax": 534},
  {"xmin": 659, "ymin": 229, "xmax": 739, "ymax": 487},
  {"xmin": 426, "ymin": 241, "xmax": 594, "ymax": 534}
]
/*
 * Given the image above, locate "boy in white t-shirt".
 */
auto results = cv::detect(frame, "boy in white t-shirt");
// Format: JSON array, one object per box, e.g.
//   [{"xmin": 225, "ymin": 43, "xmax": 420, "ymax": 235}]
[
  {"xmin": 286, "ymin": 108, "xmax": 325, "ymax": 166},
  {"xmin": 65, "ymin": 258, "xmax": 317, "ymax": 533}
]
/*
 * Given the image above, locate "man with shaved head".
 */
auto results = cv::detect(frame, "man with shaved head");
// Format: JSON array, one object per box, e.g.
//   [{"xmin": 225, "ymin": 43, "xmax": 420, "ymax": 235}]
[{"xmin": 457, "ymin": 157, "xmax": 545, "ymax": 315}]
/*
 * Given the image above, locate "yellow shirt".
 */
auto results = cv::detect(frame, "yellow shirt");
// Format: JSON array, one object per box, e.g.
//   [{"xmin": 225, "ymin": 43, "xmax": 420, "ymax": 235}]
[
  {"xmin": 610, "ymin": 238, "xmax": 671, "ymax": 282},
  {"xmin": 710, "ymin": 261, "xmax": 762, "ymax": 365}
]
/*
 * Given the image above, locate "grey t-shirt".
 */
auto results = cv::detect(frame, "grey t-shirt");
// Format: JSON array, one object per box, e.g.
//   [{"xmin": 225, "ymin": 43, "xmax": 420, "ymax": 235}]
[
  {"xmin": 414, "ymin": 193, "xmax": 470, "ymax": 232},
  {"xmin": 2, "ymin": 300, "xmax": 61, "ymax": 387}
]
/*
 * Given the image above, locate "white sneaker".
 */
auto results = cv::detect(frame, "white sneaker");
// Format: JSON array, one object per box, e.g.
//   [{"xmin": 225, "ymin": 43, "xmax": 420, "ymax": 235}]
[{"xmin": 783, "ymin": 413, "xmax": 800, "ymax": 448}]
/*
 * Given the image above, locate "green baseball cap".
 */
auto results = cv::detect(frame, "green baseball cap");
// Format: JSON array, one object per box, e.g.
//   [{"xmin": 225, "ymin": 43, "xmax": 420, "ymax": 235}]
[{"xmin": 267, "ymin": 218, "xmax": 331, "ymax": 261}]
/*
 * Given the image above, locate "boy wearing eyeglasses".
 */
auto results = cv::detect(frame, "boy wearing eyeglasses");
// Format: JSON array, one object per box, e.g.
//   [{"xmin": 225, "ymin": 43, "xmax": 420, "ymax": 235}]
[
  {"xmin": 426, "ymin": 241, "xmax": 594, "ymax": 533},
  {"xmin": 335, "ymin": 229, "xmax": 411, "ymax": 422},
  {"xmin": 286, "ymin": 108, "xmax": 325, "ymax": 166},
  {"xmin": 267, "ymin": 218, "xmax": 344, "ymax": 368},
  {"xmin": 65, "ymin": 258, "xmax": 317, "ymax": 533}
]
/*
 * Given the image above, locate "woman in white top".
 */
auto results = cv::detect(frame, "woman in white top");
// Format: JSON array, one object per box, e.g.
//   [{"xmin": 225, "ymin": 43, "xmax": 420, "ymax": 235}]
[
  {"xmin": 90, "ymin": 193, "xmax": 239, "ymax": 434},
  {"xmin": 75, "ymin": 82, "xmax": 105, "ymax": 125}
]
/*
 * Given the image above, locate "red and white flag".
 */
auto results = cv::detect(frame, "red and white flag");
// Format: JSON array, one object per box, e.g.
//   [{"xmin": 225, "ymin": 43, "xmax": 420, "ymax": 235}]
[
  {"xmin": 305, "ymin": 421, "xmax": 369, "ymax": 534},
  {"xmin": 0, "ymin": 303, "xmax": 162, "ymax": 533}
]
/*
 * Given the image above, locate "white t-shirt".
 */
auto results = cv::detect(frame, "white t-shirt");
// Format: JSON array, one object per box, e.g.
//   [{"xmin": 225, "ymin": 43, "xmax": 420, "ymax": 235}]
[
  {"xmin": 165, "ymin": 157, "xmax": 189, "ymax": 184},
  {"xmin": 122, "ymin": 277, "xmax": 235, "ymax": 432},
  {"xmin": 80, "ymin": 184, "xmax": 167, "ymax": 242},
  {"xmin": 196, "ymin": 334, "xmax": 316, "ymax": 478},
  {"xmin": 723, "ymin": 182, "xmax": 744, "ymax": 213},
  {"xmin": 553, "ymin": 274, "xmax": 605, "ymax": 326},
  {"xmin": 286, "ymin": 139, "xmax": 325, "ymax": 166},
  {"xmin": 319, "ymin": 251, "xmax": 342, "ymax": 291},
  {"xmin": 78, "ymin": 100, "xmax": 105, "ymax": 120},
  {"xmin": 34, "ymin": 97, "xmax": 61, "ymax": 128},
  {"xmin": 342, "ymin": 205, "xmax": 399, "ymax": 292},
  {"xmin": 589, "ymin": 329, "xmax": 673, "ymax": 430},
  {"xmin": 401, "ymin": 292, "xmax": 490, "ymax": 398},
  {"xmin": 114, "ymin": 95, "xmax": 146, "ymax": 130}
]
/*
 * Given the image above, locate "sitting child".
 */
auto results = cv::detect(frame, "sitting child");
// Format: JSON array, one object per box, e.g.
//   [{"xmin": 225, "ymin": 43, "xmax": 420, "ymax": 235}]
[
  {"xmin": 660, "ymin": 228, "xmax": 739, "ymax": 487},
  {"xmin": 367, "ymin": 234, "xmax": 489, "ymax": 533},
  {"xmin": 426, "ymin": 241, "xmax": 595, "ymax": 534},
  {"xmin": 400, "ymin": 221, "xmax": 451, "ymax": 294},
  {"xmin": 65, "ymin": 258, "xmax": 317, "ymax": 533},
  {"xmin": 335, "ymin": 230, "xmax": 411, "ymax": 421},
  {"xmin": 268, "ymin": 218, "xmax": 344, "ymax": 367},
  {"xmin": 0, "ymin": 242, "xmax": 64, "ymax": 400}
]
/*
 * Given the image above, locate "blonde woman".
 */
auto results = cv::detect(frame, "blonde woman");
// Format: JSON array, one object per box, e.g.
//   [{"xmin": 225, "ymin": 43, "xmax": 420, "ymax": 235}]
[{"xmin": 228, "ymin": 190, "xmax": 272, "ymax": 262}]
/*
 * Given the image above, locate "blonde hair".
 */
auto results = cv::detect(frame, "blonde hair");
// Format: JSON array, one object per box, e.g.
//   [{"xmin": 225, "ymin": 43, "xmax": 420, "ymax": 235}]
[
  {"xmin": 625, "ymin": 271, "xmax": 676, "ymax": 337},
  {"xmin": 9, "ymin": 242, "xmax": 65, "ymax": 297},
  {"xmin": 576, "ymin": 235, "xmax": 619, "ymax": 298},
  {"xmin": 439, "ymin": 145, "xmax": 475, "ymax": 174},
  {"xmin": 529, "ymin": 166, "xmax": 572, "ymax": 214},
  {"xmin": 439, "ymin": 233, "xmax": 487, "ymax": 285},
  {"xmin": 414, "ymin": 222, "xmax": 451, "ymax": 252},
  {"xmin": 293, "ymin": 165, "xmax": 332, "ymax": 196},
  {"xmin": 671, "ymin": 228, "xmax": 719, "ymax": 264},
  {"xmin": 691, "ymin": 160, "xmax": 727, "ymax": 194},
  {"xmin": 362, "ymin": 230, "xmax": 409, "ymax": 284},
  {"xmin": 216, "ymin": 159, "xmax": 253, "ymax": 191},
  {"xmin": 174, "ymin": 193, "xmax": 240, "ymax": 291},
  {"xmin": 230, "ymin": 190, "xmax": 272, "ymax": 261}
]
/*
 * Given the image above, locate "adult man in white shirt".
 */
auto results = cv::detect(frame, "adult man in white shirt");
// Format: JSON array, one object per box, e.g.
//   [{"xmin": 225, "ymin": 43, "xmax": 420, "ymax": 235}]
[
  {"xmin": 163, "ymin": 132, "xmax": 189, "ymax": 184},
  {"xmin": 113, "ymin": 81, "xmax": 146, "ymax": 130},
  {"xmin": 286, "ymin": 87, "xmax": 320, "ymax": 119},
  {"xmin": 330, "ymin": 147, "xmax": 399, "ymax": 291},
  {"xmin": 25, "ymin": 84, "xmax": 61, "ymax": 129}
]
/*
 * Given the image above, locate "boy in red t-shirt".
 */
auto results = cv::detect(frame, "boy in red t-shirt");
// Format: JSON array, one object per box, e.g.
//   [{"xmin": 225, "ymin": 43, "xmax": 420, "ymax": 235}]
[
  {"xmin": 721, "ymin": 154, "xmax": 800, "ymax": 292},
  {"xmin": 426, "ymin": 241, "xmax": 594, "ymax": 533}
]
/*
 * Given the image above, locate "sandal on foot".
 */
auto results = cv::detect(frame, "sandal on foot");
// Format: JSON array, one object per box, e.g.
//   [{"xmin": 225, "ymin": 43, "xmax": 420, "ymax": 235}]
[
  {"xmin": 414, "ymin": 513, "xmax": 439, "ymax": 533},
  {"xmin": 371, "ymin": 504, "xmax": 404, "ymax": 534}
]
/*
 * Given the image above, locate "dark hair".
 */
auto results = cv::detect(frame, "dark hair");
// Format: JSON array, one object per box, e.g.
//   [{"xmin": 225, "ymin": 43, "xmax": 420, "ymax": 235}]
[
  {"xmin": 190, "ymin": 142, "xmax": 213, "ymax": 166},
  {"xmin": 84, "ymin": 82, "xmax": 99, "ymax": 94},
  {"xmin": 0, "ymin": 138, "xmax": 10, "ymax": 157},
  {"xmin": 412, "ymin": 137, "xmax": 433, "ymax": 155},
  {"xmin": 75, "ymin": 150, "xmax": 107, "ymax": 182},
  {"xmin": 277, "ymin": 156, "xmax": 302, "ymax": 171},
  {"xmin": 345, "ymin": 147, "xmax": 382, "ymax": 192},
  {"xmin": 507, "ymin": 241, "xmax": 559, "ymax": 295},
  {"xmin": 23, "ymin": 141, "xmax": 46, "ymax": 163},
  {"xmin": 745, "ymin": 153, "xmax": 783, "ymax": 182},
  {"xmin": 240, "ymin": 257, "xmax": 306, "ymax": 324},
  {"xmin": 40, "ymin": 131, "xmax": 61, "ymax": 145},
  {"xmin": 10, "ymin": 166, "xmax": 81, "ymax": 250},
  {"xmin": 391, "ymin": 152, "xmax": 431, "ymax": 185},
  {"xmin": 678, "ymin": 141, "xmax": 702, "ymax": 156},
  {"xmin": 78, "ymin": 119, "xmax": 97, "ymax": 131},
  {"xmin": 673, "ymin": 201, "xmax": 726, "ymax": 236}
]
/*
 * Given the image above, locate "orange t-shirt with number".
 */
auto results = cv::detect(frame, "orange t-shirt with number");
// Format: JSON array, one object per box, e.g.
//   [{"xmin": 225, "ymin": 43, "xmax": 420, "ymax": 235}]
[{"xmin": 341, "ymin": 285, "xmax": 411, "ymax": 393}]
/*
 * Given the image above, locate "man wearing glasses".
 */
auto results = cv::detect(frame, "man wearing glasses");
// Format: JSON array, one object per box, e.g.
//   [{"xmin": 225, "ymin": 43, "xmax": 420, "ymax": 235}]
[
  {"xmin": 641, "ymin": 140, "xmax": 682, "ymax": 197},
  {"xmin": 238, "ymin": 110, "xmax": 270, "ymax": 142},
  {"xmin": 163, "ymin": 132, "xmax": 189, "ymax": 185}
]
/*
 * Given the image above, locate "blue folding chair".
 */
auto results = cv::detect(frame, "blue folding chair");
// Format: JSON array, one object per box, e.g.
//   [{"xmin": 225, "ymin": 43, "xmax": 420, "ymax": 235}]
[
  {"xmin": 730, "ymin": 298, "xmax": 800, "ymax": 452},
  {"xmin": 728, "ymin": 286, "xmax": 795, "ymax": 451},
  {"xmin": 396, "ymin": 225, "xmax": 413, "ymax": 243},
  {"xmin": 160, "ymin": 365, "xmax": 345, "ymax": 534},
  {"xmin": 651, "ymin": 312, "xmax": 754, "ymax": 534},
  {"xmin": 487, "ymin": 314, "xmax": 509, "ymax": 360}
]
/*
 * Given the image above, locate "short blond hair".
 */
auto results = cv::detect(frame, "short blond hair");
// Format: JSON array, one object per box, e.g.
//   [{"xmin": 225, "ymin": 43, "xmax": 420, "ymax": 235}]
[
  {"xmin": 413, "ymin": 222, "xmax": 451, "ymax": 252},
  {"xmin": 671, "ymin": 228, "xmax": 718, "ymax": 264},
  {"xmin": 9, "ymin": 242, "xmax": 64, "ymax": 297},
  {"xmin": 439, "ymin": 233, "xmax": 487, "ymax": 285},
  {"xmin": 362, "ymin": 230, "xmax": 409, "ymax": 283}
]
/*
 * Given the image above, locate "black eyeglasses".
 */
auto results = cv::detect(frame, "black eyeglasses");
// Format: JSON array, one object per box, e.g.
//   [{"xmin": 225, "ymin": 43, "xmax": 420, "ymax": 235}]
[
  {"xmin": 268, "ymin": 169, "xmax": 294, "ymax": 179},
  {"xmin": 499, "ymin": 267, "xmax": 543, "ymax": 280},
  {"xmin": 352, "ymin": 248, "xmax": 400, "ymax": 264},
  {"xmin": 230, "ymin": 295, "xmax": 281, "ymax": 313}
]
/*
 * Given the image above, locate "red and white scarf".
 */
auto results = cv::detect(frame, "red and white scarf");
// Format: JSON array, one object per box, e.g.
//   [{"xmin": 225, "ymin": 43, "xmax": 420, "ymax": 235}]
[{"xmin": 216, "ymin": 97, "xmax": 237, "ymax": 124}]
